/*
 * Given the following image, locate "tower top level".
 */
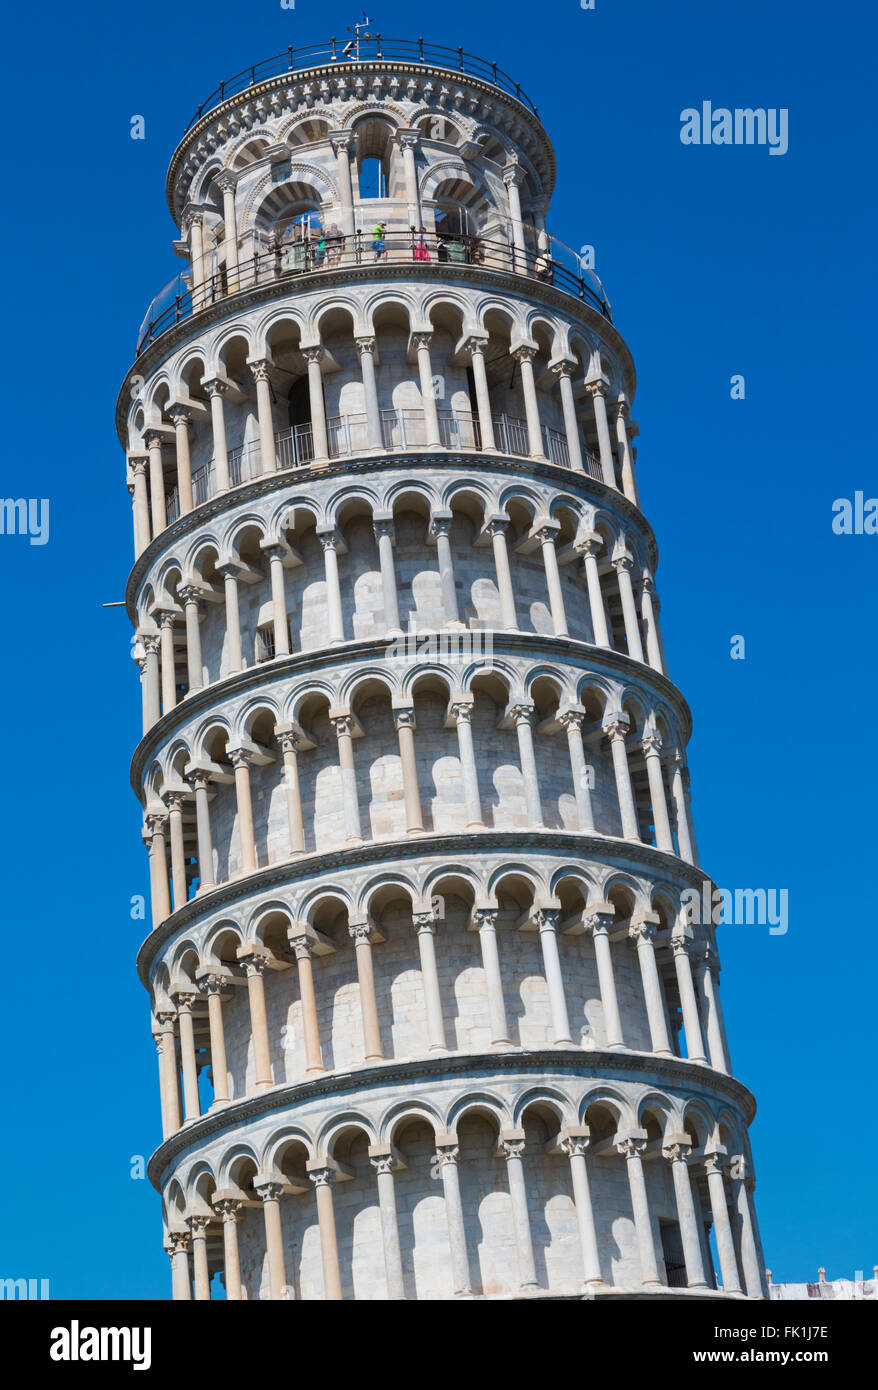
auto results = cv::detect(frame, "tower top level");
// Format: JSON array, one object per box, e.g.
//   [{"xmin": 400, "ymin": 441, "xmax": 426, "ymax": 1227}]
[{"xmin": 166, "ymin": 36, "xmax": 557, "ymax": 229}]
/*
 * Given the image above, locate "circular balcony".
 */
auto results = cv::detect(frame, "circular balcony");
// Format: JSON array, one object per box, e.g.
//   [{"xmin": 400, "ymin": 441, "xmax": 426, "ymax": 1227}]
[
  {"xmin": 184, "ymin": 36, "xmax": 542, "ymax": 134},
  {"xmin": 136, "ymin": 231, "xmax": 612, "ymax": 359}
]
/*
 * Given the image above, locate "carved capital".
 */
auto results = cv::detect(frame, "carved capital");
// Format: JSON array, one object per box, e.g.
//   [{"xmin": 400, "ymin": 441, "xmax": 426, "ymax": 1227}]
[{"xmin": 509, "ymin": 702, "xmax": 536, "ymax": 727}]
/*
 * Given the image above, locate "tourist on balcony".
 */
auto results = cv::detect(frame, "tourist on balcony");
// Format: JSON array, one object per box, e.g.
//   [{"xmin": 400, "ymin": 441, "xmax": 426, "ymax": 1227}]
[
  {"xmin": 372, "ymin": 221, "xmax": 388, "ymax": 262},
  {"xmin": 535, "ymin": 250, "xmax": 554, "ymax": 282},
  {"xmin": 413, "ymin": 226, "xmax": 430, "ymax": 262}
]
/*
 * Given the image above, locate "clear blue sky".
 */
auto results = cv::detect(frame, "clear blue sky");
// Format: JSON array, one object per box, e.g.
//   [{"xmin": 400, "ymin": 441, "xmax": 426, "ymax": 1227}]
[{"xmin": 0, "ymin": 0, "xmax": 873, "ymax": 1297}]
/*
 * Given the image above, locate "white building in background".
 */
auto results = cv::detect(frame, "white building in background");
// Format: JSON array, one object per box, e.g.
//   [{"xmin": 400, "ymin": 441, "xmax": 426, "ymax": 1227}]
[
  {"xmin": 118, "ymin": 35, "xmax": 768, "ymax": 1301},
  {"xmin": 768, "ymin": 1268, "xmax": 877, "ymax": 1300}
]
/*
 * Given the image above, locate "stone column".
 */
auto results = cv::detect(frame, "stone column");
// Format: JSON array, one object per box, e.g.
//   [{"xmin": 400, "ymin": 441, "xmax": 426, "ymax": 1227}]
[
  {"xmin": 214, "ymin": 1198, "xmax": 244, "ymax": 1300},
  {"xmin": 219, "ymin": 563, "xmax": 243, "ymax": 673},
  {"xmin": 169, "ymin": 408, "xmax": 194, "ymax": 514},
  {"xmin": 254, "ymin": 1178, "xmax": 288, "ymax": 1300},
  {"xmin": 734, "ymin": 1171, "xmax": 765, "ymax": 1298},
  {"xmin": 153, "ymin": 1029, "xmax": 170, "ymax": 1138},
  {"xmin": 158, "ymin": 610, "xmax": 178, "ymax": 714},
  {"xmin": 672, "ymin": 937, "xmax": 708, "ymax": 1065},
  {"xmin": 397, "ymin": 130, "xmax": 422, "ymax": 225},
  {"xmin": 168, "ymin": 1232, "xmax": 192, "ymax": 1301},
  {"xmin": 535, "ymin": 908, "xmax": 573, "ymax": 1045},
  {"xmin": 561, "ymin": 709, "xmax": 595, "ymax": 832},
  {"xmin": 239, "ymin": 950, "xmax": 273, "ymax": 1090},
  {"xmin": 629, "ymin": 920, "xmax": 673, "ymax": 1056},
  {"xmin": 179, "ymin": 586, "xmax": 204, "ymax": 693},
  {"xmin": 473, "ymin": 908, "xmax": 511, "ymax": 1046},
  {"xmin": 429, "ymin": 512, "xmax": 461, "ymax": 626},
  {"xmin": 513, "ymin": 346, "xmax": 546, "ymax": 458},
  {"xmin": 261, "ymin": 544, "xmax": 290, "ymax": 656},
  {"xmin": 668, "ymin": 750, "xmax": 699, "ymax": 866},
  {"xmin": 130, "ymin": 457, "xmax": 151, "ymax": 556},
  {"xmin": 642, "ymin": 733, "xmax": 674, "ymax": 852},
  {"xmin": 136, "ymin": 651, "xmax": 148, "ymax": 736},
  {"xmin": 614, "ymin": 556, "xmax": 646, "ymax": 662},
  {"xmin": 585, "ymin": 910, "xmax": 625, "ymax": 1049},
  {"xmin": 434, "ymin": 1141, "xmax": 472, "ymax": 1295},
  {"xmin": 499, "ymin": 1132, "xmax": 538, "ymax": 1289},
  {"xmin": 290, "ymin": 932, "xmax": 324, "ymax": 1075},
  {"xmin": 186, "ymin": 770, "xmax": 215, "ymax": 891},
  {"xmin": 535, "ymin": 521, "xmax": 568, "ymax": 636},
  {"xmin": 205, "ymin": 380, "xmax": 230, "ymax": 492},
  {"xmin": 303, "ymin": 348, "xmax": 329, "ymax": 462},
  {"xmin": 503, "ymin": 164, "xmax": 527, "ymax": 254},
  {"xmin": 155, "ymin": 1012, "xmax": 181, "ymax": 1137},
  {"xmin": 309, "ymin": 1165, "xmax": 343, "ymax": 1300},
  {"xmin": 331, "ymin": 132, "xmax": 356, "ymax": 237},
  {"xmin": 586, "ymin": 380, "xmax": 616, "ymax": 487},
  {"xmin": 561, "ymin": 1128, "xmax": 603, "ymax": 1286},
  {"xmin": 188, "ymin": 1215, "xmax": 211, "ymax": 1300},
  {"xmin": 276, "ymin": 725, "xmax": 306, "ymax": 855},
  {"xmin": 142, "ymin": 636, "xmax": 161, "ymax": 728},
  {"xmin": 349, "ymin": 921, "xmax": 383, "ymax": 1062},
  {"xmin": 640, "ymin": 575, "xmax": 665, "ymax": 673},
  {"xmin": 331, "ymin": 712, "xmax": 363, "ymax": 844},
  {"xmin": 357, "ymin": 338, "xmax": 383, "ymax": 451},
  {"xmin": 394, "ymin": 707, "xmax": 424, "ymax": 834},
  {"xmin": 186, "ymin": 209, "xmax": 205, "ymax": 307},
  {"xmin": 450, "ymin": 700, "xmax": 484, "ymax": 827},
  {"xmin": 413, "ymin": 333, "xmax": 442, "ymax": 447},
  {"xmin": 578, "ymin": 536, "xmax": 612, "ymax": 647},
  {"xmin": 611, "ymin": 400, "xmax": 639, "ymax": 503},
  {"xmin": 198, "ymin": 974, "xmax": 230, "ymax": 1103},
  {"xmin": 158, "ymin": 777, "xmax": 184, "ymax": 907},
  {"xmin": 229, "ymin": 747, "xmax": 257, "ymax": 873},
  {"xmin": 663, "ymin": 1136, "xmax": 709, "ymax": 1288},
  {"xmin": 249, "ymin": 360, "xmax": 277, "ymax": 473},
  {"xmin": 695, "ymin": 949, "xmax": 730, "ymax": 1073},
  {"xmin": 704, "ymin": 1151, "xmax": 742, "ymax": 1293},
  {"xmin": 146, "ymin": 814, "xmax": 172, "ymax": 927},
  {"xmin": 413, "ymin": 910, "xmax": 446, "ymax": 1051},
  {"xmin": 485, "ymin": 516, "xmax": 517, "ymax": 628},
  {"xmin": 466, "ymin": 338, "xmax": 496, "ymax": 450},
  {"xmin": 617, "ymin": 1134, "xmax": 662, "ymax": 1286},
  {"xmin": 604, "ymin": 716, "xmax": 639, "ymax": 839},
  {"xmin": 373, "ymin": 516, "xmax": 402, "ymax": 635},
  {"xmin": 553, "ymin": 362, "xmax": 585, "ymax": 471},
  {"xmin": 217, "ymin": 172, "xmax": 239, "ymax": 290},
  {"xmin": 173, "ymin": 992, "xmax": 201, "ymax": 1121},
  {"xmin": 145, "ymin": 430, "xmax": 167, "ymax": 535},
  {"xmin": 318, "ymin": 531, "xmax": 345, "ymax": 643},
  {"xmin": 369, "ymin": 1148, "xmax": 406, "ymax": 1300},
  {"xmin": 511, "ymin": 703, "xmax": 543, "ymax": 828}
]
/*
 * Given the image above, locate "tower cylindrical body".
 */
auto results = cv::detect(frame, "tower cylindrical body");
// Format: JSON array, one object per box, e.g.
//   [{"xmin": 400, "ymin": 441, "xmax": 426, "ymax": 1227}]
[{"xmin": 122, "ymin": 40, "xmax": 764, "ymax": 1301}]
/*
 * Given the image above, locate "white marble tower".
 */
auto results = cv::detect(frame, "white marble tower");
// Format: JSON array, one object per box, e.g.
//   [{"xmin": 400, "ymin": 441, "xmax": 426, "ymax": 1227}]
[{"xmin": 119, "ymin": 36, "xmax": 767, "ymax": 1301}]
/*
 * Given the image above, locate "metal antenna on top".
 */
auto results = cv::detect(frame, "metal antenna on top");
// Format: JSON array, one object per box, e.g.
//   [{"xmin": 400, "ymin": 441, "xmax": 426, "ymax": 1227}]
[{"xmin": 342, "ymin": 14, "xmax": 373, "ymax": 60}]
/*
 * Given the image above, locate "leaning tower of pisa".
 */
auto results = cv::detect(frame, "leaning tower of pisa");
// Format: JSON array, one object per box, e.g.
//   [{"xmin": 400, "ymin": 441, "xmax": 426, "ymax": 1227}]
[{"xmin": 120, "ymin": 35, "xmax": 768, "ymax": 1301}]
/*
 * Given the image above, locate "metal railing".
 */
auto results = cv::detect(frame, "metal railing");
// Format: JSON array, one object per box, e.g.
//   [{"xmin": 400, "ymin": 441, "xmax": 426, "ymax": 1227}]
[
  {"xmin": 167, "ymin": 412, "xmax": 603, "ymax": 518},
  {"xmin": 137, "ymin": 230, "xmax": 611, "ymax": 356},
  {"xmin": 184, "ymin": 37, "xmax": 539, "ymax": 132}
]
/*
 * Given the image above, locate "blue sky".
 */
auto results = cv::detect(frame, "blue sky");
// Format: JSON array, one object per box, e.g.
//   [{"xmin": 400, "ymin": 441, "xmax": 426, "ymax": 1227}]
[{"xmin": 0, "ymin": 0, "xmax": 873, "ymax": 1297}]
